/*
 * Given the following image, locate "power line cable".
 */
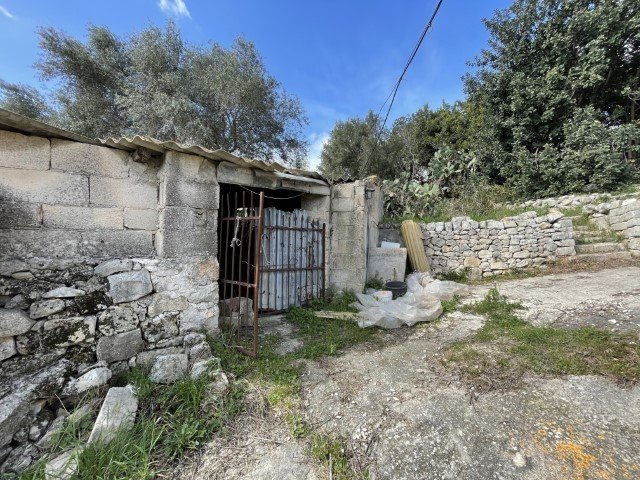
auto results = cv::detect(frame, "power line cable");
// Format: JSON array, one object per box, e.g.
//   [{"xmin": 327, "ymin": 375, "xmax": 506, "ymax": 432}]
[{"xmin": 376, "ymin": 0, "xmax": 445, "ymax": 141}]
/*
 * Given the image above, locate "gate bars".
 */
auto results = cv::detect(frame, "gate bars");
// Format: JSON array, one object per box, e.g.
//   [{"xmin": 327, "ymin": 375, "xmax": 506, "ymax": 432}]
[
  {"xmin": 218, "ymin": 190, "xmax": 326, "ymax": 357},
  {"xmin": 260, "ymin": 208, "xmax": 326, "ymax": 313},
  {"xmin": 219, "ymin": 190, "xmax": 264, "ymax": 357}
]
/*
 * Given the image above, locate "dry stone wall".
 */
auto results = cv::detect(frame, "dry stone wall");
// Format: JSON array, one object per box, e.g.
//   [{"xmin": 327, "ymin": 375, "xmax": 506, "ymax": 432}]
[
  {"xmin": 420, "ymin": 211, "xmax": 576, "ymax": 278},
  {"xmin": 0, "ymin": 130, "xmax": 220, "ymax": 474},
  {"xmin": 608, "ymin": 198, "xmax": 640, "ymax": 256}
]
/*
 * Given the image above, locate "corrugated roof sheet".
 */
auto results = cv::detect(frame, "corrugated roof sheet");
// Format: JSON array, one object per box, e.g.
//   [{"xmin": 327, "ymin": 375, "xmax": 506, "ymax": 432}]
[{"xmin": 0, "ymin": 107, "xmax": 326, "ymax": 182}]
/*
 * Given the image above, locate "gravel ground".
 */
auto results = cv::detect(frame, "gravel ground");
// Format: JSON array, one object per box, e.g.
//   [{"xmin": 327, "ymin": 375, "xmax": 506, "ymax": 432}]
[{"xmin": 180, "ymin": 266, "xmax": 640, "ymax": 479}]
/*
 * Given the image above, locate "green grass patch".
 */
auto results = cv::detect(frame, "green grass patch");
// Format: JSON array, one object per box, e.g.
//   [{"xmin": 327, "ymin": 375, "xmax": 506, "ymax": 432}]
[
  {"xmin": 416, "ymin": 205, "xmax": 550, "ymax": 224},
  {"xmin": 444, "ymin": 289, "xmax": 640, "ymax": 388},
  {"xmin": 20, "ymin": 368, "xmax": 243, "ymax": 480},
  {"xmin": 309, "ymin": 288, "xmax": 358, "ymax": 313}
]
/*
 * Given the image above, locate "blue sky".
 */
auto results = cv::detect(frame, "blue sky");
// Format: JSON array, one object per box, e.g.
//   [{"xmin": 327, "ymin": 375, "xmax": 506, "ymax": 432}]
[{"xmin": 0, "ymin": 0, "xmax": 510, "ymax": 168}]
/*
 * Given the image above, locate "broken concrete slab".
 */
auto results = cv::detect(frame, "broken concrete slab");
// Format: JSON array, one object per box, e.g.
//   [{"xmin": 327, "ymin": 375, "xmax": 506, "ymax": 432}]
[{"xmin": 88, "ymin": 385, "xmax": 138, "ymax": 444}]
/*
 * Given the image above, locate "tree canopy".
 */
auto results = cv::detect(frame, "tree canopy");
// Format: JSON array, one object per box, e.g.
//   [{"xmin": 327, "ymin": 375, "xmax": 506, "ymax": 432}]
[
  {"xmin": 321, "ymin": 0, "xmax": 640, "ymax": 199},
  {"xmin": 0, "ymin": 22, "xmax": 308, "ymax": 167}
]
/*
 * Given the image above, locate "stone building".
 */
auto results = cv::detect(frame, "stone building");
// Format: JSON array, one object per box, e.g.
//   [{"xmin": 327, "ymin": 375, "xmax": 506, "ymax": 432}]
[{"xmin": 0, "ymin": 108, "xmax": 383, "ymax": 473}]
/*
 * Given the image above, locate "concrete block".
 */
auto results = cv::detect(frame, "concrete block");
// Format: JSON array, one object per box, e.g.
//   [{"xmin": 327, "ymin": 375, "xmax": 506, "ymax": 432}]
[
  {"xmin": 253, "ymin": 169, "xmax": 280, "ymax": 189},
  {"xmin": 160, "ymin": 206, "xmax": 207, "ymax": 231},
  {"xmin": 330, "ymin": 197, "xmax": 355, "ymax": 212},
  {"xmin": 0, "ymin": 130, "xmax": 50, "ymax": 170},
  {"xmin": 0, "ymin": 201, "xmax": 42, "ymax": 228},
  {"xmin": 163, "ymin": 151, "xmax": 217, "ymax": 183},
  {"xmin": 216, "ymin": 161, "xmax": 254, "ymax": 186},
  {"xmin": 0, "ymin": 229, "xmax": 82, "ymax": 258},
  {"xmin": 161, "ymin": 176, "xmax": 219, "ymax": 209},
  {"xmin": 367, "ymin": 247, "xmax": 407, "ymax": 283},
  {"xmin": 0, "ymin": 167, "xmax": 88, "ymax": 205},
  {"xmin": 90, "ymin": 176, "xmax": 157, "ymax": 208},
  {"xmin": 80, "ymin": 230, "xmax": 154, "ymax": 258},
  {"xmin": 156, "ymin": 227, "xmax": 217, "ymax": 257},
  {"xmin": 331, "ymin": 184, "xmax": 355, "ymax": 198},
  {"xmin": 43, "ymin": 205, "xmax": 123, "ymax": 230},
  {"xmin": 124, "ymin": 208, "xmax": 158, "ymax": 230},
  {"xmin": 51, "ymin": 139, "xmax": 129, "ymax": 178}
]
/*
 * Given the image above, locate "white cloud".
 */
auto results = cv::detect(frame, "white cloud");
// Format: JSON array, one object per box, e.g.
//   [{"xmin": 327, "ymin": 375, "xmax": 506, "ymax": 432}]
[
  {"xmin": 158, "ymin": 0, "xmax": 190, "ymax": 18},
  {"xmin": 0, "ymin": 5, "xmax": 15, "ymax": 19},
  {"xmin": 307, "ymin": 132, "xmax": 330, "ymax": 172}
]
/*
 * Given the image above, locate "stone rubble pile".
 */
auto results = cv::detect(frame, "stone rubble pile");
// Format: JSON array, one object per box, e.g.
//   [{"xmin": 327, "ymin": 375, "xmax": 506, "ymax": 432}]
[{"xmin": 0, "ymin": 256, "xmax": 220, "ymax": 475}]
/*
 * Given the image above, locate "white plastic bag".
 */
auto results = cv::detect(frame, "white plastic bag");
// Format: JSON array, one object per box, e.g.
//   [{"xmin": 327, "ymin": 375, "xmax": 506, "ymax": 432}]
[{"xmin": 355, "ymin": 273, "xmax": 465, "ymax": 329}]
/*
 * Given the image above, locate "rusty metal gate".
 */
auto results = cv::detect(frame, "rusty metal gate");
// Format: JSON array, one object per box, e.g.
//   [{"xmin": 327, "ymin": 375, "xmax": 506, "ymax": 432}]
[
  {"xmin": 219, "ymin": 191, "xmax": 326, "ymax": 356},
  {"xmin": 219, "ymin": 190, "xmax": 264, "ymax": 356},
  {"xmin": 260, "ymin": 207, "xmax": 326, "ymax": 313}
]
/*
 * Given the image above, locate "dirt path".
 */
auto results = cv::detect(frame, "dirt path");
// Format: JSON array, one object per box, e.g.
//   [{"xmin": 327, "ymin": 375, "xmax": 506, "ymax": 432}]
[
  {"xmin": 181, "ymin": 266, "xmax": 640, "ymax": 479},
  {"xmin": 301, "ymin": 267, "xmax": 640, "ymax": 479}
]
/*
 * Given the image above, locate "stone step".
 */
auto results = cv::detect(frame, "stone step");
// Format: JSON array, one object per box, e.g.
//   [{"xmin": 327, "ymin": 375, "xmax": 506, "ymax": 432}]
[
  {"xmin": 565, "ymin": 250, "xmax": 632, "ymax": 264},
  {"xmin": 575, "ymin": 242, "xmax": 626, "ymax": 254}
]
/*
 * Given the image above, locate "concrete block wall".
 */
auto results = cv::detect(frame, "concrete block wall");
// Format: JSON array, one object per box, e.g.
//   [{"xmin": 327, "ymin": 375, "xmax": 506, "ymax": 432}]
[
  {"xmin": 0, "ymin": 132, "xmax": 160, "ymax": 259},
  {"xmin": 328, "ymin": 178, "xmax": 383, "ymax": 293}
]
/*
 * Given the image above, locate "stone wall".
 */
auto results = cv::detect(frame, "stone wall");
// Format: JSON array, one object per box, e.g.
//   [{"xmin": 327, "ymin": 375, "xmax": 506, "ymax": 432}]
[
  {"xmin": 0, "ymin": 130, "xmax": 221, "ymax": 474},
  {"xmin": 328, "ymin": 178, "xmax": 383, "ymax": 293},
  {"xmin": 420, "ymin": 211, "xmax": 576, "ymax": 278},
  {"xmin": 608, "ymin": 198, "xmax": 640, "ymax": 256}
]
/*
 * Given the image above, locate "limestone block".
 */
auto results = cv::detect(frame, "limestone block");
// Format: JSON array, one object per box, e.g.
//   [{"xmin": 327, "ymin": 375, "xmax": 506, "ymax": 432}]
[
  {"xmin": 29, "ymin": 299, "xmax": 65, "ymax": 319},
  {"xmin": 0, "ymin": 130, "xmax": 50, "ymax": 170},
  {"xmin": 88, "ymin": 386, "xmax": 138, "ymax": 444},
  {"xmin": 51, "ymin": 139, "xmax": 130, "ymax": 178},
  {"xmin": 98, "ymin": 306, "xmax": 140, "ymax": 336},
  {"xmin": 156, "ymin": 227, "xmax": 217, "ymax": 257},
  {"xmin": 0, "ymin": 309, "xmax": 35, "ymax": 335},
  {"xmin": 149, "ymin": 353, "xmax": 188, "ymax": 383},
  {"xmin": 148, "ymin": 292, "xmax": 188, "ymax": 317},
  {"xmin": 0, "ymin": 336, "xmax": 16, "ymax": 361},
  {"xmin": 0, "ymin": 228, "xmax": 83, "ymax": 258},
  {"xmin": 160, "ymin": 206, "xmax": 211, "ymax": 231},
  {"xmin": 135, "ymin": 346, "xmax": 181, "ymax": 371},
  {"xmin": 556, "ymin": 246, "xmax": 575, "ymax": 256},
  {"xmin": 188, "ymin": 342, "xmax": 212, "ymax": 363},
  {"xmin": 216, "ymin": 161, "xmax": 254, "ymax": 185},
  {"xmin": 90, "ymin": 176, "xmax": 157, "ymax": 208},
  {"xmin": 95, "ymin": 259, "xmax": 133, "ymax": 277},
  {"xmin": 366, "ymin": 247, "xmax": 407, "ymax": 283},
  {"xmin": 0, "ymin": 201, "xmax": 42, "ymax": 228},
  {"xmin": 43, "ymin": 204, "xmax": 123, "ymax": 230},
  {"xmin": 42, "ymin": 316, "xmax": 96, "ymax": 348},
  {"xmin": 81, "ymin": 230, "xmax": 154, "ymax": 258},
  {"xmin": 161, "ymin": 176, "xmax": 220, "ymax": 209},
  {"xmin": 45, "ymin": 449, "xmax": 79, "ymax": 480},
  {"xmin": 107, "ymin": 269, "xmax": 153, "ymax": 304},
  {"xmin": 0, "ymin": 391, "xmax": 31, "ymax": 448},
  {"xmin": 123, "ymin": 208, "xmax": 158, "ymax": 230},
  {"xmin": 180, "ymin": 305, "xmax": 218, "ymax": 335},
  {"xmin": 61, "ymin": 367, "xmax": 112, "ymax": 396},
  {"xmin": 43, "ymin": 287, "xmax": 85, "ymax": 299},
  {"xmin": 626, "ymin": 225, "xmax": 640, "ymax": 238},
  {"xmin": 143, "ymin": 312, "xmax": 179, "ymax": 343},
  {"xmin": 0, "ymin": 168, "xmax": 88, "ymax": 205},
  {"xmin": 97, "ymin": 329, "xmax": 145, "ymax": 363}
]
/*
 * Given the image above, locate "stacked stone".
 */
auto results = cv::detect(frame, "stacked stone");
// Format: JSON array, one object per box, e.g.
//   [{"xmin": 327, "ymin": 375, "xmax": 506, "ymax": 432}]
[
  {"xmin": 0, "ymin": 256, "xmax": 218, "ymax": 474},
  {"xmin": 608, "ymin": 198, "xmax": 640, "ymax": 256},
  {"xmin": 506, "ymin": 185, "xmax": 639, "ymax": 210},
  {"xmin": 420, "ymin": 211, "xmax": 575, "ymax": 278}
]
